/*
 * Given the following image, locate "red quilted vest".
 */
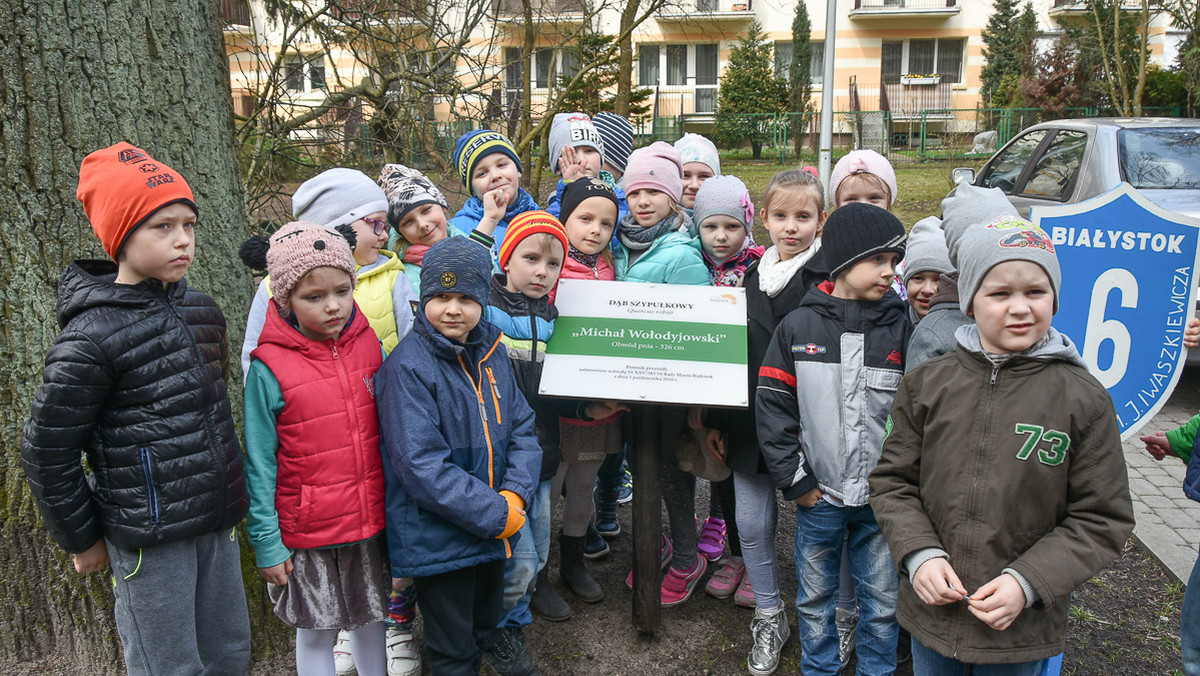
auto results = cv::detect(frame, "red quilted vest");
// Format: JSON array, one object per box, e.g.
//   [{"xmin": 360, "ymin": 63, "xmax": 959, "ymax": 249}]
[{"xmin": 252, "ymin": 302, "xmax": 386, "ymax": 549}]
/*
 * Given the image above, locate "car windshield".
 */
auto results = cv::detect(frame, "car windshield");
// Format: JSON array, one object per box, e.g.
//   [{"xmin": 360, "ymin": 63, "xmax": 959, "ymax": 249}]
[{"xmin": 1119, "ymin": 127, "xmax": 1200, "ymax": 189}]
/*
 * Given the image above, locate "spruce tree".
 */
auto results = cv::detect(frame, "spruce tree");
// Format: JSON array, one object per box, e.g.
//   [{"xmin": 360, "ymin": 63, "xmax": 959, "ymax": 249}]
[
  {"xmin": 715, "ymin": 19, "xmax": 788, "ymax": 159},
  {"xmin": 980, "ymin": 0, "xmax": 1023, "ymax": 105},
  {"xmin": 789, "ymin": 1, "xmax": 814, "ymax": 155}
]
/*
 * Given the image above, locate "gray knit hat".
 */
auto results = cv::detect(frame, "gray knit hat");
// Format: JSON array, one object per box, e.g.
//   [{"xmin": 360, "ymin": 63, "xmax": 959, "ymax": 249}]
[
  {"xmin": 953, "ymin": 215, "xmax": 1062, "ymax": 315},
  {"xmin": 378, "ymin": 163, "xmax": 449, "ymax": 229},
  {"xmin": 548, "ymin": 112, "xmax": 603, "ymax": 174},
  {"xmin": 692, "ymin": 175, "xmax": 754, "ymax": 234},
  {"xmin": 818, "ymin": 202, "xmax": 907, "ymax": 278},
  {"xmin": 419, "ymin": 237, "xmax": 491, "ymax": 310},
  {"xmin": 902, "ymin": 216, "xmax": 954, "ymax": 285},
  {"xmin": 293, "ymin": 167, "xmax": 389, "ymax": 228},
  {"xmin": 937, "ymin": 183, "xmax": 1059, "ymax": 313}
]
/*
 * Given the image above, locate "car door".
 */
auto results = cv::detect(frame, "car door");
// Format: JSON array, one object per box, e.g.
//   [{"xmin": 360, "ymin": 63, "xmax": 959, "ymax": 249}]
[{"xmin": 976, "ymin": 127, "xmax": 1090, "ymax": 218}]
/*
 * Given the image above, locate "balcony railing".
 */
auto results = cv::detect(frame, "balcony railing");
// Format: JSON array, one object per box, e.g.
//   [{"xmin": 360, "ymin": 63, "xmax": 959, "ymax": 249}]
[
  {"xmin": 853, "ymin": 0, "xmax": 956, "ymax": 9},
  {"xmin": 220, "ymin": 0, "xmax": 251, "ymax": 26},
  {"xmin": 329, "ymin": 0, "xmax": 423, "ymax": 21},
  {"xmin": 658, "ymin": 0, "xmax": 754, "ymax": 20},
  {"xmin": 493, "ymin": 0, "xmax": 585, "ymax": 16},
  {"xmin": 1052, "ymin": 0, "xmax": 1158, "ymax": 6}
]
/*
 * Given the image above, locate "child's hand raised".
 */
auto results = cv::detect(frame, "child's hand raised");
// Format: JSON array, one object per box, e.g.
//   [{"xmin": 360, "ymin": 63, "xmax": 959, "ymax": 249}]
[
  {"xmin": 911, "ymin": 557, "xmax": 966, "ymax": 606},
  {"xmin": 967, "ymin": 573, "xmax": 1027, "ymax": 631},
  {"xmin": 477, "ymin": 187, "xmax": 510, "ymax": 237},
  {"xmin": 1139, "ymin": 431, "xmax": 1173, "ymax": 461},
  {"xmin": 258, "ymin": 558, "xmax": 294, "ymax": 586},
  {"xmin": 560, "ymin": 145, "xmax": 587, "ymax": 181},
  {"xmin": 687, "ymin": 406, "xmax": 706, "ymax": 430}
]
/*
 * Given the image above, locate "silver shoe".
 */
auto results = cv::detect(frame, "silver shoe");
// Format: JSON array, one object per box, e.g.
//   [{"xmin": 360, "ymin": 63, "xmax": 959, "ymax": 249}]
[
  {"xmin": 747, "ymin": 607, "xmax": 790, "ymax": 676},
  {"xmin": 836, "ymin": 607, "xmax": 858, "ymax": 668}
]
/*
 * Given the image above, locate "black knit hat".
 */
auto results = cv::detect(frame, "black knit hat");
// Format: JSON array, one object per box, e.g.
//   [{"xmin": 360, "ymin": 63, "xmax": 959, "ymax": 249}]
[
  {"xmin": 419, "ymin": 237, "xmax": 491, "ymax": 309},
  {"xmin": 559, "ymin": 177, "xmax": 619, "ymax": 225},
  {"xmin": 819, "ymin": 202, "xmax": 907, "ymax": 278}
]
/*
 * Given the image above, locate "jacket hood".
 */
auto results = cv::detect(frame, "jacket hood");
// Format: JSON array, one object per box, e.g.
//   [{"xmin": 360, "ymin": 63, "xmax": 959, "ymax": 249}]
[
  {"xmin": 802, "ymin": 282, "xmax": 909, "ymax": 333},
  {"xmin": 488, "ymin": 274, "xmax": 558, "ymax": 321},
  {"xmin": 954, "ymin": 324, "xmax": 1086, "ymax": 368},
  {"xmin": 411, "ymin": 306, "xmax": 502, "ymax": 363},
  {"xmin": 927, "ymin": 269, "xmax": 960, "ymax": 310},
  {"xmin": 256, "ymin": 299, "xmax": 371, "ymax": 358},
  {"xmin": 57, "ymin": 259, "xmax": 187, "ymax": 329},
  {"xmin": 358, "ymin": 249, "xmax": 403, "ymax": 281}
]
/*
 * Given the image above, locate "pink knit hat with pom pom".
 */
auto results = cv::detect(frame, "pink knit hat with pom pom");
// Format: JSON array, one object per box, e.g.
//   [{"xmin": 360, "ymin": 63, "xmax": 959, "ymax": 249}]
[{"xmin": 830, "ymin": 149, "xmax": 898, "ymax": 207}]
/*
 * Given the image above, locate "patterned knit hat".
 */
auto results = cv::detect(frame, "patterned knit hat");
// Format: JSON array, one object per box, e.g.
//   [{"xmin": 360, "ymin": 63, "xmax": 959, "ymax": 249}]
[
  {"xmin": 548, "ymin": 112, "xmax": 604, "ymax": 174},
  {"xmin": 559, "ymin": 177, "xmax": 619, "ymax": 225},
  {"xmin": 420, "ymin": 237, "xmax": 491, "ymax": 309},
  {"xmin": 378, "ymin": 163, "xmax": 449, "ymax": 229},
  {"xmin": 830, "ymin": 149, "xmax": 898, "ymax": 207},
  {"xmin": 592, "ymin": 112, "xmax": 634, "ymax": 173},
  {"xmin": 292, "ymin": 168, "xmax": 388, "ymax": 228},
  {"xmin": 498, "ymin": 210, "xmax": 569, "ymax": 270},
  {"xmin": 692, "ymin": 175, "xmax": 754, "ymax": 233},
  {"xmin": 624, "ymin": 142, "xmax": 684, "ymax": 204},
  {"xmin": 674, "ymin": 133, "xmax": 721, "ymax": 176},
  {"xmin": 818, "ymin": 202, "xmax": 907, "ymax": 278},
  {"xmin": 954, "ymin": 215, "xmax": 1061, "ymax": 315},
  {"xmin": 266, "ymin": 221, "xmax": 358, "ymax": 314},
  {"xmin": 454, "ymin": 129, "xmax": 522, "ymax": 188},
  {"xmin": 76, "ymin": 142, "xmax": 197, "ymax": 260},
  {"xmin": 902, "ymin": 216, "xmax": 954, "ymax": 285}
]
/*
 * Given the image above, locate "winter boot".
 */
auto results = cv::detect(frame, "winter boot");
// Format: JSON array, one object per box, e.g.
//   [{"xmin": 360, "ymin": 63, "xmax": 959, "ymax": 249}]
[
  {"xmin": 595, "ymin": 487, "xmax": 621, "ymax": 538},
  {"xmin": 529, "ymin": 568, "xmax": 572, "ymax": 621},
  {"xmin": 559, "ymin": 533, "xmax": 604, "ymax": 603}
]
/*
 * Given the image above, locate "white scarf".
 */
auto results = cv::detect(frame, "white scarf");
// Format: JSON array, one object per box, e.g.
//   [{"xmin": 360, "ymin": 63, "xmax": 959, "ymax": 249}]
[{"xmin": 758, "ymin": 239, "xmax": 821, "ymax": 298}]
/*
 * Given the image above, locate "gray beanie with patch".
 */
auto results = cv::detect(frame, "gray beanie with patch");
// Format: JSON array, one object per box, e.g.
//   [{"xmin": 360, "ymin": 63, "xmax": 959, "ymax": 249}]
[
  {"xmin": 419, "ymin": 237, "xmax": 491, "ymax": 310},
  {"xmin": 902, "ymin": 216, "xmax": 953, "ymax": 285},
  {"xmin": 939, "ymin": 183, "xmax": 1059, "ymax": 314},
  {"xmin": 548, "ymin": 112, "xmax": 604, "ymax": 175},
  {"xmin": 692, "ymin": 175, "xmax": 755, "ymax": 234}
]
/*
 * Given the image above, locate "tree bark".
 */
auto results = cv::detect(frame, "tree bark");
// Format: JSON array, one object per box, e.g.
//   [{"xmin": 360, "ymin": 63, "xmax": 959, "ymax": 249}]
[
  {"xmin": 614, "ymin": 0, "xmax": 642, "ymax": 117},
  {"xmin": 0, "ymin": 1, "xmax": 284, "ymax": 670}
]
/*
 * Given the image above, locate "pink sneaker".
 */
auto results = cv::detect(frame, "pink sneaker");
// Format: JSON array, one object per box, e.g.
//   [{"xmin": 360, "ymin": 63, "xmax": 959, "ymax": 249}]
[
  {"xmin": 626, "ymin": 535, "xmax": 674, "ymax": 589},
  {"xmin": 697, "ymin": 517, "xmax": 726, "ymax": 561},
  {"xmin": 705, "ymin": 556, "xmax": 746, "ymax": 599},
  {"xmin": 734, "ymin": 572, "xmax": 756, "ymax": 608},
  {"xmin": 661, "ymin": 557, "xmax": 707, "ymax": 607}
]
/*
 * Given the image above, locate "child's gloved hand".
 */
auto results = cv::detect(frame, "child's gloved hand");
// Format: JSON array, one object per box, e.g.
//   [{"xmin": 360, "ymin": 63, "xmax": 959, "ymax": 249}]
[
  {"xmin": 1140, "ymin": 431, "xmax": 1173, "ymax": 461},
  {"xmin": 72, "ymin": 539, "xmax": 110, "ymax": 574},
  {"xmin": 1185, "ymin": 317, "xmax": 1200, "ymax": 349},
  {"xmin": 912, "ymin": 557, "xmax": 966, "ymax": 606},
  {"xmin": 967, "ymin": 573, "xmax": 1026, "ymax": 631},
  {"xmin": 497, "ymin": 490, "xmax": 526, "ymax": 539},
  {"xmin": 258, "ymin": 557, "xmax": 293, "ymax": 586}
]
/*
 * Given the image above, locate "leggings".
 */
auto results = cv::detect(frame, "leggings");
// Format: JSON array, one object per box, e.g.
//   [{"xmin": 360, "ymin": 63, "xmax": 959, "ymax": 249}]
[
  {"xmin": 296, "ymin": 623, "xmax": 385, "ymax": 676},
  {"xmin": 732, "ymin": 470, "xmax": 781, "ymax": 612},
  {"xmin": 658, "ymin": 406, "xmax": 699, "ymax": 571},
  {"xmin": 552, "ymin": 460, "xmax": 604, "ymax": 537}
]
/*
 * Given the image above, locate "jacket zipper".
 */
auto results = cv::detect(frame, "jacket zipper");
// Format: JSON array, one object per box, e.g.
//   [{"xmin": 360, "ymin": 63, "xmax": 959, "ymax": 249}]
[
  {"xmin": 459, "ymin": 354, "xmax": 496, "ymax": 488},
  {"xmin": 330, "ymin": 341, "xmax": 369, "ymax": 535},
  {"xmin": 486, "ymin": 367, "xmax": 502, "ymax": 424},
  {"xmin": 140, "ymin": 448, "xmax": 160, "ymax": 525}
]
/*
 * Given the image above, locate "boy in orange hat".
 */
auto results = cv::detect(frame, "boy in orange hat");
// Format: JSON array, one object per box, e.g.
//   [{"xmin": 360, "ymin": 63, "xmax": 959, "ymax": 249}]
[{"xmin": 20, "ymin": 142, "xmax": 251, "ymax": 675}]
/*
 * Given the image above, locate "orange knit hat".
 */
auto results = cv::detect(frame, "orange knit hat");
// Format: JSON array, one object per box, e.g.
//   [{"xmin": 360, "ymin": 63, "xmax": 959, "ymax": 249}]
[
  {"xmin": 76, "ymin": 142, "xmax": 196, "ymax": 259},
  {"xmin": 498, "ymin": 210, "xmax": 568, "ymax": 270}
]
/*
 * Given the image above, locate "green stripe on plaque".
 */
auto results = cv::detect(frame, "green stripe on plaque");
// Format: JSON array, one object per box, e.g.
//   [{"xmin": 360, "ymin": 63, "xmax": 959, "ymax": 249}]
[{"xmin": 549, "ymin": 316, "xmax": 746, "ymax": 364}]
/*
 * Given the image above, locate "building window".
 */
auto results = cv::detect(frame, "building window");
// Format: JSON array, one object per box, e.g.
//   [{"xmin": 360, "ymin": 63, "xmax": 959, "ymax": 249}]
[
  {"xmin": 774, "ymin": 41, "xmax": 823, "ymax": 85},
  {"xmin": 639, "ymin": 45, "xmax": 660, "ymax": 85},
  {"xmin": 505, "ymin": 47, "xmax": 523, "ymax": 90},
  {"xmin": 882, "ymin": 38, "xmax": 964, "ymax": 84},
  {"xmin": 666, "ymin": 45, "xmax": 687, "ymax": 86},
  {"xmin": 774, "ymin": 42, "xmax": 792, "ymax": 79},
  {"xmin": 283, "ymin": 54, "xmax": 326, "ymax": 93},
  {"xmin": 535, "ymin": 48, "xmax": 553, "ymax": 89},
  {"xmin": 811, "ymin": 40, "xmax": 824, "ymax": 85}
]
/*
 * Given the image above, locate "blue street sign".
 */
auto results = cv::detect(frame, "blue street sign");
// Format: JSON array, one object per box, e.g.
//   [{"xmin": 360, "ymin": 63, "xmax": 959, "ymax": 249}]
[{"xmin": 1034, "ymin": 184, "xmax": 1200, "ymax": 439}]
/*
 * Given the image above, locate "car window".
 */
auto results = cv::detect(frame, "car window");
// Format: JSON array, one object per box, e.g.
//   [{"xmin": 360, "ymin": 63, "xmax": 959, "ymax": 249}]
[
  {"xmin": 1019, "ymin": 130, "xmax": 1088, "ymax": 200},
  {"xmin": 1120, "ymin": 127, "xmax": 1200, "ymax": 189},
  {"xmin": 979, "ymin": 130, "xmax": 1047, "ymax": 193}
]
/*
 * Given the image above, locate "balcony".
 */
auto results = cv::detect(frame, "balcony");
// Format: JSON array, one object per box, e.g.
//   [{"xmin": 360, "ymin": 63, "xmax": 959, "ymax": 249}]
[
  {"xmin": 493, "ymin": 0, "xmax": 587, "ymax": 24},
  {"xmin": 328, "ymin": 0, "xmax": 425, "ymax": 23},
  {"xmin": 220, "ymin": 0, "xmax": 251, "ymax": 28},
  {"xmin": 656, "ymin": 0, "xmax": 755, "ymax": 25},
  {"xmin": 1049, "ymin": 0, "xmax": 1160, "ymax": 18},
  {"xmin": 849, "ymin": 0, "xmax": 959, "ymax": 20}
]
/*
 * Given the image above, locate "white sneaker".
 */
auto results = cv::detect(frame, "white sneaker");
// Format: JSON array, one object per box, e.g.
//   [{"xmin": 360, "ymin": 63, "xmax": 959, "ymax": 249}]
[
  {"xmin": 386, "ymin": 626, "xmax": 422, "ymax": 676},
  {"xmin": 333, "ymin": 629, "xmax": 356, "ymax": 676}
]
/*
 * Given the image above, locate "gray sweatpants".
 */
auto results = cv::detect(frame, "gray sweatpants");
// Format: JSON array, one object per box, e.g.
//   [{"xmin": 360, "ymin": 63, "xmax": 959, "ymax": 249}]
[{"xmin": 106, "ymin": 528, "xmax": 252, "ymax": 676}]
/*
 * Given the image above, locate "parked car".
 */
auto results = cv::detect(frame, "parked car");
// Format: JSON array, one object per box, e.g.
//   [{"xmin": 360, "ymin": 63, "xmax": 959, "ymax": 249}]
[
  {"xmin": 952, "ymin": 117, "xmax": 1200, "ymax": 365},
  {"xmin": 951, "ymin": 117, "xmax": 1200, "ymax": 219}
]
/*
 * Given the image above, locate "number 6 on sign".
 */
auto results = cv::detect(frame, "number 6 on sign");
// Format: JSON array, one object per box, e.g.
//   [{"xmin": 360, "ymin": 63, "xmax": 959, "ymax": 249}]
[{"xmin": 1081, "ymin": 268, "xmax": 1137, "ymax": 389}]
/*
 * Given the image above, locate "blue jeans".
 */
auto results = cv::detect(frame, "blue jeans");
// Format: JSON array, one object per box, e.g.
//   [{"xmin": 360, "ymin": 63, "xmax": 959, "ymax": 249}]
[
  {"xmin": 911, "ymin": 636, "xmax": 1049, "ymax": 675},
  {"xmin": 501, "ymin": 479, "xmax": 552, "ymax": 628},
  {"xmin": 794, "ymin": 500, "xmax": 898, "ymax": 676},
  {"xmin": 1182, "ymin": 547, "xmax": 1200, "ymax": 676}
]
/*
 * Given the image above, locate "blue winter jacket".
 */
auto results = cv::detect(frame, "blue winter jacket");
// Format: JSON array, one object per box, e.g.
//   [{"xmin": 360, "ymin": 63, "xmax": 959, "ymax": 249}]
[
  {"xmin": 448, "ymin": 187, "xmax": 540, "ymax": 271},
  {"xmin": 377, "ymin": 312, "xmax": 542, "ymax": 578},
  {"xmin": 1187, "ymin": 433, "xmax": 1200, "ymax": 502}
]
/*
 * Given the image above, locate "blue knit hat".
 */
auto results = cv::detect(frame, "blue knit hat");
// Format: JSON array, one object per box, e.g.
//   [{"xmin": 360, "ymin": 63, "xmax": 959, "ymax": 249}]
[
  {"xmin": 453, "ymin": 129, "xmax": 521, "ymax": 188},
  {"xmin": 419, "ymin": 237, "xmax": 491, "ymax": 309},
  {"xmin": 592, "ymin": 112, "xmax": 634, "ymax": 173}
]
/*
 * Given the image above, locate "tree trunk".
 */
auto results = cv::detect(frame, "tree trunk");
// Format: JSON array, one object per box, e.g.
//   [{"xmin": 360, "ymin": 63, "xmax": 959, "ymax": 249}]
[
  {"xmin": 614, "ymin": 0, "xmax": 641, "ymax": 117},
  {"xmin": 0, "ymin": 1, "xmax": 286, "ymax": 670}
]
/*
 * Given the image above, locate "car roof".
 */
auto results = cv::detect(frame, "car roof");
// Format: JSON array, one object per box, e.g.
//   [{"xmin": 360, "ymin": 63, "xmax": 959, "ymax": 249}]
[{"xmin": 1027, "ymin": 117, "xmax": 1200, "ymax": 132}]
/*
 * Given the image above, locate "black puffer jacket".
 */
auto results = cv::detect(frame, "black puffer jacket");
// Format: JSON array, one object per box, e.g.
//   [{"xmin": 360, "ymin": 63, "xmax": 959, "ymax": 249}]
[{"xmin": 20, "ymin": 261, "xmax": 248, "ymax": 552}]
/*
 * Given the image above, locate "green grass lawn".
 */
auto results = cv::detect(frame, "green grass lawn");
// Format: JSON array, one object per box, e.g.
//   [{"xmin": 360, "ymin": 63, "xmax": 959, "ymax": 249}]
[{"xmin": 720, "ymin": 158, "xmax": 962, "ymax": 244}]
